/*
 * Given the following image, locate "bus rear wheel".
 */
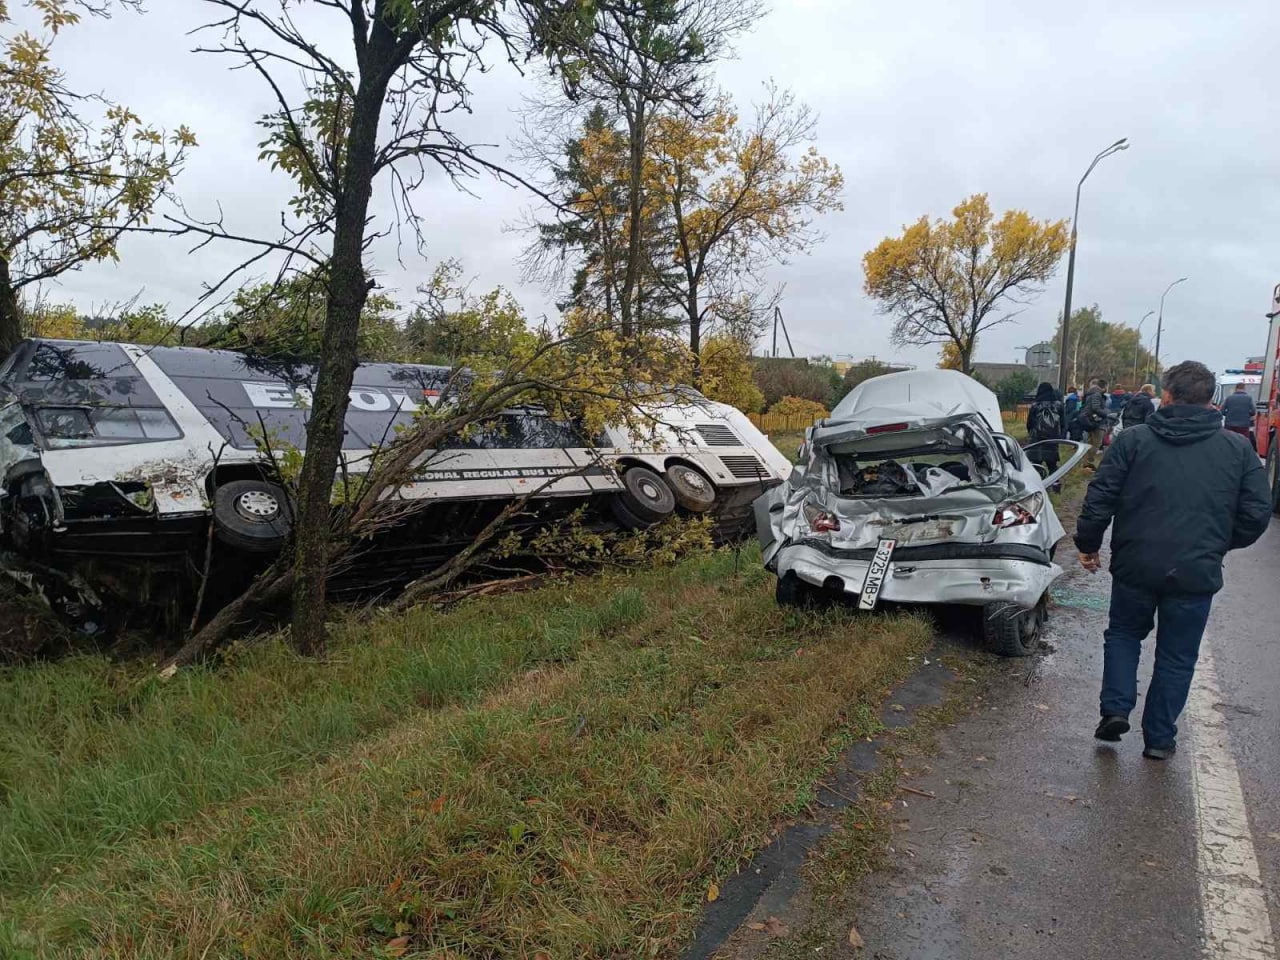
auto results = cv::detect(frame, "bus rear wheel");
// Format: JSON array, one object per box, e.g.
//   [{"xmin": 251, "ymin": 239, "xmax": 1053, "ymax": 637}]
[{"xmin": 213, "ymin": 480, "xmax": 293, "ymax": 553}]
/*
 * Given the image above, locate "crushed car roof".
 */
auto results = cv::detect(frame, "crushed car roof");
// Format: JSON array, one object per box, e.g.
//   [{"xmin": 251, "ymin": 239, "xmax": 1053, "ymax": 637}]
[{"xmin": 827, "ymin": 369, "xmax": 1005, "ymax": 433}]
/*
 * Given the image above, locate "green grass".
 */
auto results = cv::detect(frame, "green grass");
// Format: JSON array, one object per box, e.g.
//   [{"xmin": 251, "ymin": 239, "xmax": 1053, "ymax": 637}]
[
  {"xmin": 767, "ymin": 430, "xmax": 807, "ymax": 463},
  {"xmin": 0, "ymin": 546, "xmax": 931, "ymax": 959}
]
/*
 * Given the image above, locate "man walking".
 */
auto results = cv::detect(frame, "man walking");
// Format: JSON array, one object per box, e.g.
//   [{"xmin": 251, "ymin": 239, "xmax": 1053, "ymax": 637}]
[
  {"xmin": 1078, "ymin": 378, "xmax": 1109, "ymax": 469},
  {"xmin": 1220, "ymin": 381, "xmax": 1256, "ymax": 441},
  {"xmin": 1075, "ymin": 361, "xmax": 1271, "ymax": 759}
]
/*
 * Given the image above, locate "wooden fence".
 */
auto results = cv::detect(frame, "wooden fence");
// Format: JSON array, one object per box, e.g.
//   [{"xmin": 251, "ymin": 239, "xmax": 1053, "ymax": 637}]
[{"xmin": 746, "ymin": 411, "xmax": 828, "ymax": 434}]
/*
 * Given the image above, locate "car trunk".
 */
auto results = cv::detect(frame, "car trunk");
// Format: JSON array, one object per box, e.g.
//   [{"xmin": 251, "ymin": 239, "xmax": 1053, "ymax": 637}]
[{"xmin": 796, "ymin": 416, "xmax": 1016, "ymax": 551}]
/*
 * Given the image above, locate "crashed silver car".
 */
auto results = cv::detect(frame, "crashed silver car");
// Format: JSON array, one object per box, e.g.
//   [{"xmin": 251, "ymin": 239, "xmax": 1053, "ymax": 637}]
[{"xmin": 755, "ymin": 370, "xmax": 1087, "ymax": 656}]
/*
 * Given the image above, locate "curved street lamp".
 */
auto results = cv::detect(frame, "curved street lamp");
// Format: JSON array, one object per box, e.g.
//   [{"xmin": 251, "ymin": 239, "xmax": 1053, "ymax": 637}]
[
  {"xmin": 1151, "ymin": 277, "xmax": 1188, "ymax": 387},
  {"xmin": 1132, "ymin": 309, "xmax": 1155, "ymax": 387},
  {"xmin": 1057, "ymin": 137, "xmax": 1130, "ymax": 393}
]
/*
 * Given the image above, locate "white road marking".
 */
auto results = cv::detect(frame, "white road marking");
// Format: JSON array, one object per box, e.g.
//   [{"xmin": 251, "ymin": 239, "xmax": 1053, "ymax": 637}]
[{"xmin": 1187, "ymin": 641, "xmax": 1277, "ymax": 960}]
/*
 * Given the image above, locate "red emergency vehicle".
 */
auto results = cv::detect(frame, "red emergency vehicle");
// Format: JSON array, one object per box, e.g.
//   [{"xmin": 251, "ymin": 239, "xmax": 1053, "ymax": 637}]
[{"xmin": 1255, "ymin": 282, "xmax": 1280, "ymax": 512}]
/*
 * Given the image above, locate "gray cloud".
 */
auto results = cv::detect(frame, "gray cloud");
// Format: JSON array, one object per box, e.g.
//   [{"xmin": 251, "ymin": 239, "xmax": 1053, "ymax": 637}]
[{"xmin": 34, "ymin": 0, "xmax": 1280, "ymax": 377}]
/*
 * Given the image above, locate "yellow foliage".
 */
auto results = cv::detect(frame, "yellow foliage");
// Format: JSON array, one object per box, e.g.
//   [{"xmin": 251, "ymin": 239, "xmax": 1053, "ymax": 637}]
[
  {"xmin": 767, "ymin": 395, "xmax": 828, "ymax": 419},
  {"xmin": 697, "ymin": 333, "xmax": 764, "ymax": 413},
  {"xmin": 24, "ymin": 300, "xmax": 82, "ymax": 338},
  {"xmin": 938, "ymin": 342, "xmax": 964, "ymax": 371},
  {"xmin": 863, "ymin": 194, "xmax": 1068, "ymax": 373}
]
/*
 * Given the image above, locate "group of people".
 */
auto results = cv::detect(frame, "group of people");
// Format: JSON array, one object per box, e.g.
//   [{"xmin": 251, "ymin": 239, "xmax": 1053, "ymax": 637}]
[{"xmin": 1022, "ymin": 377, "xmax": 1156, "ymax": 481}]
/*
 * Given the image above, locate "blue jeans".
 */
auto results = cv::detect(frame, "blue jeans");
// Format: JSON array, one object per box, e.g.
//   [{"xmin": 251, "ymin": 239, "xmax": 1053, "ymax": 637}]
[{"xmin": 1100, "ymin": 580, "xmax": 1214, "ymax": 748}]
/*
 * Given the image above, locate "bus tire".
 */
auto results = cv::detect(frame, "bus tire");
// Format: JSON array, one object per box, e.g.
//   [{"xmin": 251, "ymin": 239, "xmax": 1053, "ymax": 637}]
[
  {"xmin": 665, "ymin": 464, "xmax": 716, "ymax": 512},
  {"xmin": 213, "ymin": 480, "xmax": 292, "ymax": 553},
  {"xmin": 617, "ymin": 466, "xmax": 676, "ymax": 523},
  {"xmin": 610, "ymin": 494, "xmax": 656, "ymax": 531}
]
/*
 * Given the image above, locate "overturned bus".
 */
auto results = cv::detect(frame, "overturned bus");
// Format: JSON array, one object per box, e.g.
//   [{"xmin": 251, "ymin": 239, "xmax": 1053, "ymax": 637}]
[{"xmin": 0, "ymin": 338, "xmax": 790, "ymax": 635}]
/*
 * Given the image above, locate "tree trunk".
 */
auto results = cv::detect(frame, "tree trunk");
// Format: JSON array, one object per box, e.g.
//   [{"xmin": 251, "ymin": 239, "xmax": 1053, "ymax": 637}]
[
  {"xmin": 961, "ymin": 340, "xmax": 974, "ymax": 375},
  {"xmin": 158, "ymin": 563, "xmax": 294, "ymax": 673},
  {"xmin": 687, "ymin": 286, "xmax": 701, "ymax": 387},
  {"xmin": 619, "ymin": 94, "xmax": 646, "ymax": 341},
  {"xmin": 0, "ymin": 257, "xmax": 22, "ymax": 358},
  {"xmin": 288, "ymin": 49, "xmax": 394, "ymax": 657}
]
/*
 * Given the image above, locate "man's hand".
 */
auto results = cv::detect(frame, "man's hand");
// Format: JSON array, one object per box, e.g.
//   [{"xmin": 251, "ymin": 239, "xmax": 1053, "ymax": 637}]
[{"xmin": 1078, "ymin": 552, "xmax": 1101, "ymax": 573}]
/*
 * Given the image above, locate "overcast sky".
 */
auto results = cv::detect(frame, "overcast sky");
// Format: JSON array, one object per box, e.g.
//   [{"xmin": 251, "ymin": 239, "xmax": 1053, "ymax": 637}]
[{"xmin": 32, "ymin": 0, "xmax": 1280, "ymax": 377}]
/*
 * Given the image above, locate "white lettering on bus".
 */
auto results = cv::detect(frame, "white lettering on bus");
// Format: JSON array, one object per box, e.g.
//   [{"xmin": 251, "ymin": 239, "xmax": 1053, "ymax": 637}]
[{"xmin": 241, "ymin": 381, "xmax": 436, "ymax": 411}]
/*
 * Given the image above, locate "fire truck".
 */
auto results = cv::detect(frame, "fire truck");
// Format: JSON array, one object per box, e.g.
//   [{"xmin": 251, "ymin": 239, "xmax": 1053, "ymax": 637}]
[{"xmin": 1255, "ymin": 283, "xmax": 1280, "ymax": 512}]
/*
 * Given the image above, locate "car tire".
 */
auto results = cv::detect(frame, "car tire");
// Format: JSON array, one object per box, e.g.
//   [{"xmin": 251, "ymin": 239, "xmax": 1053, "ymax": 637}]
[
  {"xmin": 775, "ymin": 572, "xmax": 819, "ymax": 609},
  {"xmin": 212, "ymin": 479, "xmax": 293, "ymax": 553},
  {"xmin": 665, "ymin": 463, "xmax": 716, "ymax": 512},
  {"xmin": 1268, "ymin": 439, "xmax": 1280, "ymax": 516},
  {"xmin": 617, "ymin": 465, "xmax": 676, "ymax": 523},
  {"xmin": 982, "ymin": 595, "xmax": 1046, "ymax": 657}
]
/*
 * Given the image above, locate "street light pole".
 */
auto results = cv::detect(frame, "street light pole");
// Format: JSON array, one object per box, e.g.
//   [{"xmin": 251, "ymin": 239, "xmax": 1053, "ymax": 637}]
[
  {"xmin": 1132, "ymin": 309, "xmax": 1155, "ymax": 387},
  {"xmin": 1057, "ymin": 137, "xmax": 1130, "ymax": 394},
  {"xmin": 1151, "ymin": 277, "xmax": 1188, "ymax": 388}
]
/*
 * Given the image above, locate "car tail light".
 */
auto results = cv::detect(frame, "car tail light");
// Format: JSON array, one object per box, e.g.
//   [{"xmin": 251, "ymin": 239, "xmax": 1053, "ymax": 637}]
[
  {"xmin": 866, "ymin": 422, "xmax": 910, "ymax": 435},
  {"xmin": 993, "ymin": 493, "xmax": 1043, "ymax": 528},
  {"xmin": 802, "ymin": 501, "xmax": 841, "ymax": 532}
]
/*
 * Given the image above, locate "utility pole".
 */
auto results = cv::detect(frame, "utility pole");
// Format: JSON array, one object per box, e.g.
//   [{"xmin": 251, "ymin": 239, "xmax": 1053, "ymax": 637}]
[
  {"xmin": 772, "ymin": 306, "xmax": 795, "ymax": 358},
  {"xmin": 1152, "ymin": 278, "xmax": 1187, "ymax": 388},
  {"xmin": 1057, "ymin": 137, "xmax": 1130, "ymax": 394},
  {"xmin": 1132, "ymin": 309, "xmax": 1155, "ymax": 387}
]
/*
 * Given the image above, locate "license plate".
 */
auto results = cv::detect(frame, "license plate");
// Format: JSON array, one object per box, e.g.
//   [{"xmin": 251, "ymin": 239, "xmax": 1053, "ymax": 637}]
[{"xmin": 858, "ymin": 537, "xmax": 897, "ymax": 610}]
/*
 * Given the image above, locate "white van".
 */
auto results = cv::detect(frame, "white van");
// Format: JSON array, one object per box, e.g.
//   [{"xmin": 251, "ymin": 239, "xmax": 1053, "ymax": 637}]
[{"xmin": 0, "ymin": 338, "xmax": 789, "ymax": 633}]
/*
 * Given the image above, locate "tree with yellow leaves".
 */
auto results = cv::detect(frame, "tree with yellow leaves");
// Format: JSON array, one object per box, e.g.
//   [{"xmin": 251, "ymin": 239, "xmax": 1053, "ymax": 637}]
[
  {"xmin": 0, "ymin": 0, "xmax": 195, "ymax": 354},
  {"xmin": 648, "ymin": 86, "xmax": 841, "ymax": 381},
  {"xmin": 863, "ymin": 195, "xmax": 1068, "ymax": 375}
]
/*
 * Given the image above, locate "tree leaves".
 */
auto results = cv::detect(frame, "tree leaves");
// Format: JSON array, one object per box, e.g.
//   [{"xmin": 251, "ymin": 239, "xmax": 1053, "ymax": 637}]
[
  {"xmin": 863, "ymin": 193, "xmax": 1069, "ymax": 374},
  {"xmin": 0, "ymin": 0, "xmax": 193, "ymax": 352}
]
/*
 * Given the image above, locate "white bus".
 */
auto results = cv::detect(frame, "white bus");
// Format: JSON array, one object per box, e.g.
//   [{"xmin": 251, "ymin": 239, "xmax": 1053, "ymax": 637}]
[{"xmin": 0, "ymin": 338, "xmax": 789, "ymax": 634}]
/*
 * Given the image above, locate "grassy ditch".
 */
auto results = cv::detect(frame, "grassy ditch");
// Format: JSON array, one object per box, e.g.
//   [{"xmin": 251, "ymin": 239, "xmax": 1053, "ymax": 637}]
[{"xmin": 1, "ymin": 545, "xmax": 931, "ymax": 959}]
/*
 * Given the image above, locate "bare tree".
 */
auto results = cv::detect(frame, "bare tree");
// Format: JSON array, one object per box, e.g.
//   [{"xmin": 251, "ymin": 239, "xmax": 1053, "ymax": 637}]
[{"xmin": 178, "ymin": 0, "xmax": 595, "ymax": 656}]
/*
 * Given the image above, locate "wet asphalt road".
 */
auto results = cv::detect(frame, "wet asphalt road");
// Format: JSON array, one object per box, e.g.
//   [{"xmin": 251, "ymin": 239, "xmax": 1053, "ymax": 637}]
[
  {"xmin": 826, "ymin": 517, "xmax": 1280, "ymax": 959},
  {"xmin": 698, "ymin": 515, "xmax": 1280, "ymax": 960}
]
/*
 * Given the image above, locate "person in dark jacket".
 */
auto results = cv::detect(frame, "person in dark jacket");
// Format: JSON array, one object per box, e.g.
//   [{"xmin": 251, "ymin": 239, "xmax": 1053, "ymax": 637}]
[
  {"xmin": 1025, "ymin": 381, "xmax": 1065, "ymax": 487},
  {"xmin": 1120, "ymin": 383, "xmax": 1156, "ymax": 428},
  {"xmin": 1064, "ymin": 386, "xmax": 1083, "ymax": 441},
  {"xmin": 1078, "ymin": 378, "xmax": 1109, "ymax": 468},
  {"xmin": 1075, "ymin": 360, "xmax": 1272, "ymax": 760},
  {"xmin": 1220, "ymin": 381, "xmax": 1256, "ymax": 441}
]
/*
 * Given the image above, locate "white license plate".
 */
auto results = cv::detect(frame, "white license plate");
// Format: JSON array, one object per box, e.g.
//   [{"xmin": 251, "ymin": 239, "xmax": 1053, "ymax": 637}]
[{"xmin": 858, "ymin": 537, "xmax": 898, "ymax": 610}]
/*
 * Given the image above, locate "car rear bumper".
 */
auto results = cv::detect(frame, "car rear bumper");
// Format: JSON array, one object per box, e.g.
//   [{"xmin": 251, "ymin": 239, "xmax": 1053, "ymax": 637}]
[{"xmin": 773, "ymin": 541, "xmax": 1061, "ymax": 608}]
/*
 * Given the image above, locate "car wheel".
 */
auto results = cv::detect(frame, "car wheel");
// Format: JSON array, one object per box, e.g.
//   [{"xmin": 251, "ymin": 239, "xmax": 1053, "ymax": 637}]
[
  {"xmin": 212, "ymin": 479, "xmax": 293, "ymax": 553},
  {"xmin": 775, "ymin": 572, "xmax": 820, "ymax": 609},
  {"xmin": 982, "ymin": 595, "xmax": 1046, "ymax": 657},
  {"xmin": 1268, "ymin": 439, "xmax": 1280, "ymax": 516},
  {"xmin": 617, "ymin": 465, "xmax": 676, "ymax": 523},
  {"xmin": 665, "ymin": 464, "xmax": 716, "ymax": 512}
]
